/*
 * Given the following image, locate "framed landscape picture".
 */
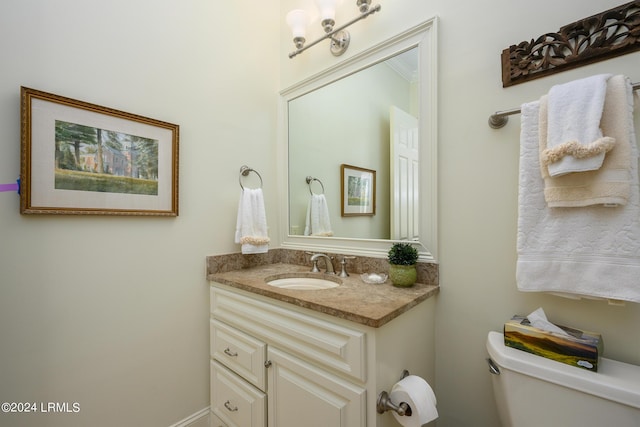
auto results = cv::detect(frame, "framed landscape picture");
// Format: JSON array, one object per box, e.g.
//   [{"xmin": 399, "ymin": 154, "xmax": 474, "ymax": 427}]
[
  {"xmin": 341, "ymin": 164, "xmax": 375, "ymax": 216},
  {"xmin": 20, "ymin": 87, "xmax": 179, "ymax": 216}
]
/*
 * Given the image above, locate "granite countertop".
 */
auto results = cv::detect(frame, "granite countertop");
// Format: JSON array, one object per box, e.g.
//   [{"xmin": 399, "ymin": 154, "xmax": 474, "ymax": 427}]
[{"xmin": 208, "ymin": 263, "xmax": 439, "ymax": 328}]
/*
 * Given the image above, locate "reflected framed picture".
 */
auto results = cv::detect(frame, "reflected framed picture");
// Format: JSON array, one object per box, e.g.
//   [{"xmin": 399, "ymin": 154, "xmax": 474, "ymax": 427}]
[
  {"xmin": 20, "ymin": 87, "xmax": 179, "ymax": 216},
  {"xmin": 341, "ymin": 164, "xmax": 376, "ymax": 216}
]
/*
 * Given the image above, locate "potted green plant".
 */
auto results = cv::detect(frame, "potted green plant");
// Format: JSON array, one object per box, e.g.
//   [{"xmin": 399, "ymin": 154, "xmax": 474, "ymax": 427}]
[{"xmin": 387, "ymin": 242, "xmax": 419, "ymax": 287}]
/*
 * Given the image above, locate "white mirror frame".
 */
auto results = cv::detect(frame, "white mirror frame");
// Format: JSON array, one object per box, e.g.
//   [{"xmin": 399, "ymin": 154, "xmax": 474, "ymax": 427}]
[{"xmin": 278, "ymin": 17, "xmax": 438, "ymax": 262}]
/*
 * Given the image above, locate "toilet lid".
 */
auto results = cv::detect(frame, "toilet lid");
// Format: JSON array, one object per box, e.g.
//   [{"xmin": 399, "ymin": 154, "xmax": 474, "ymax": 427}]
[{"xmin": 486, "ymin": 331, "xmax": 640, "ymax": 409}]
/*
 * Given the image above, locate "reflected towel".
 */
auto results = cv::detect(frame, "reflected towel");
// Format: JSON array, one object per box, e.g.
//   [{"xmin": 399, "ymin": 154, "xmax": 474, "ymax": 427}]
[
  {"xmin": 540, "ymin": 75, "xmax": 635, "ymax": 207},
  {"xmin": 304, "ymin": 194, "xmax": 333, "ymax": 237},
  {"xmin": 516, "ymin": 99, "xmax": 640, "ymax": 303},
  {"xmin": 543, "ymin": 74, "xmax": 615, "ymax": 177},
  {"xmin": 235, "ymin": 188, "xmax": 269, "ymax": 254}
]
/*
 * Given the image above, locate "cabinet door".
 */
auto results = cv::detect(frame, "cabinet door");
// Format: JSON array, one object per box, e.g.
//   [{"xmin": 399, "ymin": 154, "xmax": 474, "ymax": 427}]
[{"xmin": 267, "ymin": 347, "xmax": 366, "ymax": 427}]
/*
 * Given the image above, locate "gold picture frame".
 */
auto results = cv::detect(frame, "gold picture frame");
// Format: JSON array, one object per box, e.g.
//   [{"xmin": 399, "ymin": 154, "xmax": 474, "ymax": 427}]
[
  {"xmin": 340, "ymin": 164, "xmax": 376, "ymax": 216},
  {"xmin": 20, "ymin": 87, "xmax": 179, "ymax": 216}
]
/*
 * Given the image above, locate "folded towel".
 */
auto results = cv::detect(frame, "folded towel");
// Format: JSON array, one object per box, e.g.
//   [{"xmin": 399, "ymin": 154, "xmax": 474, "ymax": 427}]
[
  {"xmin": 304, "ymin": 194, "xmax": 333, "ymax": 237},
  {"xmin": 540, "ymin": 75, "xmax": 634, "ymax": 207},
  {"xmin": 234, "ymin": 188, "xmax": 269, "ymax": 254},
  {"xmin": 543, "ymin": 74, "xmax": 616, "ymax": 177},
  {"xmin": 516, "ymin": 98, "xmax": 640, "ymax": 303}
]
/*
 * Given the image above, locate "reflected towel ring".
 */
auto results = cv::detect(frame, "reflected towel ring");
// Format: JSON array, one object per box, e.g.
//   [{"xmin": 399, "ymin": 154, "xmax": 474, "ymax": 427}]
[
  {"xmin": 239, "ymin": 165, "xmax": 263, "ymax": 190},
  {"xmin": 306, "ymin": 176, "xmax": 325, "ymax": 195}
]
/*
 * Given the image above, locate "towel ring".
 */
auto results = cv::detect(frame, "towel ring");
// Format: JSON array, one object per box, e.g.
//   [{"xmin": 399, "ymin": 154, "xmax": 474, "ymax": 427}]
[
  {"xmin": 239, "ymin": 165, "xmax": 263, "ymax": 190},
  {"xmin": 306, "ymin": 176, "xmax": 325, "ymax": 195}
]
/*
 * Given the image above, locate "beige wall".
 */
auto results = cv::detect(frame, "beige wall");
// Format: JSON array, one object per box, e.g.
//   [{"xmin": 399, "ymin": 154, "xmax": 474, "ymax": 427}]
[
  {"xmin": 280, "ymin": 1, "xmax": 640, "ymax": 426},
  {"xmin": 0, "ymin": 1, "xmax": 278, "ymax": 426},
  {"xmin": 1, "ymin": 1, "xmax": 638, "ymax": 426}
]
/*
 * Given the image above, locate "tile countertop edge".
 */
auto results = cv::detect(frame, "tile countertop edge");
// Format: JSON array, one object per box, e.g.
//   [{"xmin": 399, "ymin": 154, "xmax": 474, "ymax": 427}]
[{"xmin": 208, "ymin": 263, "xmax": 439, "ymax": 328}]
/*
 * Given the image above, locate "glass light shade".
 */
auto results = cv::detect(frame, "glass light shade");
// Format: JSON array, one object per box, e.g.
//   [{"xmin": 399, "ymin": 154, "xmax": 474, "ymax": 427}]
[
  {"xmin": 314, "ymin": 0, "xmax": 338, "ymax": 21},
  {"xmin": 286, "ymin": 9, "xmax": 310, "ymax": 38}
]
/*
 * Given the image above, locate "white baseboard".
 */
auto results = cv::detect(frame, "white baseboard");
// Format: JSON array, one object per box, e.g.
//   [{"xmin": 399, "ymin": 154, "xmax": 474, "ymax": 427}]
[{"xmin": 169, "ymin": 407, "xmax": 210, "ymax": 427}]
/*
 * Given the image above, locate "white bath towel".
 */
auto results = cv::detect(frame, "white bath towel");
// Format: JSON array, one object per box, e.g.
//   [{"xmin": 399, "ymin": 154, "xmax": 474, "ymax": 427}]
[
  {"xmin": 304, "ymin": 194, "xmax": 333, "ymax": 237},
  {"xmin": 543, "ymin": 74, "xmax": 616, "ymax": 177},
  {"xmin": 540, "ymin": 75, "xmax": 634, "ymax": 207},
  {"xmin": 235, "ymin": 188, "xmax": 270, "ymax": 254},
  {"xmin": 516, "ymin": 98, "xmax": 640, "ymax": 303}
]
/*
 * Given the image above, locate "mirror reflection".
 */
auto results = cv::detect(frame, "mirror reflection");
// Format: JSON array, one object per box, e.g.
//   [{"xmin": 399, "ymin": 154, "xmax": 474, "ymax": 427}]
[{"xmin": 288, "ymin": 48, "xmax": 419, "ymax": 241}]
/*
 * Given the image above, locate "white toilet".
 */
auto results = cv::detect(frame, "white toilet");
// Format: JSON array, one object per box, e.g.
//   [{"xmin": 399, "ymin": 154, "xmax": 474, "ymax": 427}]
[{"xmin": 486, "ymin": 331, "xmax": 640, "ymax": 427}]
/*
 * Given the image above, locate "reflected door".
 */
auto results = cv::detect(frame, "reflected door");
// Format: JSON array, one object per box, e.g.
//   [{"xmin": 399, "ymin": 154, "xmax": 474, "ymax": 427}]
[{"xmin": 390, "ymin": 106, "xmax": 419, "ymax": 241}]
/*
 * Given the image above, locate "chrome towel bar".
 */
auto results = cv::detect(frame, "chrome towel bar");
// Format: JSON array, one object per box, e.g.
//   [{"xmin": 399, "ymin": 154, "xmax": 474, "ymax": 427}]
[{"xmin": 488, "ymin": 81, "xmax": 640, "ymax": 129}]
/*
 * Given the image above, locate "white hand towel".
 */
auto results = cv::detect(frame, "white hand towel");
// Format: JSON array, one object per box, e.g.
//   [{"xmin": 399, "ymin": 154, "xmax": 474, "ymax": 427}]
[
  {"xmin": 303, "ymin": 194, "xmax": 333, "ymax": 237},
  {"xmin": 516, "ymin": 97, "xmax": 640, "ymax": 303},
  {"xmin": 234, "ymin": 188, "xmax": 269, "ymax": 254},
  {"xmin": 543, "ymin": 74, "xmax": 616, "ymax": 177}
]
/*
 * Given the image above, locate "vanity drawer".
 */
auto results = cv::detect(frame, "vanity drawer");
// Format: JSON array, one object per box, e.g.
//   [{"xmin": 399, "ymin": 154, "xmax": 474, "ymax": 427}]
[
  {"xmin": 211, "ymin": 360, "xmax": 266, "ymax": 427},
  {"xmin": 211, "ymin": 285, "xmax": 366, "ymax": 382},
  {"xmin": 210, "ymin": 318, "xmax": 266, "ymax": 391}
]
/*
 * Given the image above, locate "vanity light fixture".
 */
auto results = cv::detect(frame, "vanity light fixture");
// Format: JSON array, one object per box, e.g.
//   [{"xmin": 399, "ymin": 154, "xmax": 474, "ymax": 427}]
[{"xmin": 286, "ymin": 0, "xmax": 381, "ymax": 59}]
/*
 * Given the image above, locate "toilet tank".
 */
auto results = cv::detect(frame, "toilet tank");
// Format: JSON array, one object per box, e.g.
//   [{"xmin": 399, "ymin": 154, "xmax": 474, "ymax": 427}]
[{"xmin": 486, "ymin": 331, "xmax": 640, "ymax": 427}]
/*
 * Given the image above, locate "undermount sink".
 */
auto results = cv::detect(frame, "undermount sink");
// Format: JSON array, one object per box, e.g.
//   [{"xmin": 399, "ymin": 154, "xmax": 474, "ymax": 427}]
[{"xmin": 265, "ymin": 274, "xmax": 341, "ymax": 290}]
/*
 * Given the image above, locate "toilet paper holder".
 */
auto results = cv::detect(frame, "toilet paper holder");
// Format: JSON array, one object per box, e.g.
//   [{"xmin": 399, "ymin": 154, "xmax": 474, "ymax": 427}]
[{"xmin": 376, "ymin": 369, "xmax": 411, "ymax": 416}]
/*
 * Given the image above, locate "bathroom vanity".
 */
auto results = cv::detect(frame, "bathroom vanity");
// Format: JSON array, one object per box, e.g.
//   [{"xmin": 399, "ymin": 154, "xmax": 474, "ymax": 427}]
[
  {"xmin": 208, "ymin": 262, "xmax": 438, "ymax": 427},
  {"xmin": 208, "ymin": 16, "xmax": 440, "ymax": 427}
]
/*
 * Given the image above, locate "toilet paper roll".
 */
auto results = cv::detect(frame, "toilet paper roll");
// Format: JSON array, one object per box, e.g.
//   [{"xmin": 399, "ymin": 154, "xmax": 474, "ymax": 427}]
[{"xmin": 389, "ymin": 375, "xmax": 438, "ymax": 427}]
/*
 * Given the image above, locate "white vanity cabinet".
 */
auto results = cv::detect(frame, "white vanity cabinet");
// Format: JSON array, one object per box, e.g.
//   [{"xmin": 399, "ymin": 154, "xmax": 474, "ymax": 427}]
[{"xmin": 209, "ymin": 282, "xmax": 436, "ymax": 427}]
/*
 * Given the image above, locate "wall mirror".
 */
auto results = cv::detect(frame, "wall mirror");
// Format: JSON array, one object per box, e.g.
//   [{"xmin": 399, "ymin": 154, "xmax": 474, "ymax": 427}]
[{"xmin": 278, "ymin": 18, "xmax": 438, "ymax": 262}]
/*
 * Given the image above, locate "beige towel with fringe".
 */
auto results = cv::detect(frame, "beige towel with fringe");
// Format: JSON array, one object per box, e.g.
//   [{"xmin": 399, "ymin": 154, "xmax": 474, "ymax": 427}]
[{"xmin": 540, "ymin": 75, "xmax": 634, "ymax": 207}]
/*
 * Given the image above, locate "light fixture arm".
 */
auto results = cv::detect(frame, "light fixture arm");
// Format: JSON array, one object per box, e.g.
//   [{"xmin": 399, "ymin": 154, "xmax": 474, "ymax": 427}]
[{"xmin": 288, "ymin": 3, "xmax": 381, "ymax": 59}]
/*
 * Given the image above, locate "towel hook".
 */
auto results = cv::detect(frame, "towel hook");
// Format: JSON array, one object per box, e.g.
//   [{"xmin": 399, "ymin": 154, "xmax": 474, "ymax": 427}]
[
  {"xmin": 305, "ymin": 176, "xmax": 325, "ymax": 195},
  {"xmin": 239, "ymin": 165, "xmax": 263, "ymax": 190}
]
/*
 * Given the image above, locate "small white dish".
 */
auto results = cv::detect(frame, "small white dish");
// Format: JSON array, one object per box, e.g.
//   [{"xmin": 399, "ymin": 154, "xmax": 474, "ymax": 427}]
[{"xmin": 360, "ymin": 273, "xmax": 388, "ymax": 284}]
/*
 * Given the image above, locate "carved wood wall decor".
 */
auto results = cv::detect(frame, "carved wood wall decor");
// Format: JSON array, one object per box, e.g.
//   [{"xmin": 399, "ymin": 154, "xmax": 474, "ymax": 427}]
[{"xmin": 502, "ymin": 1, "xmax": 640, "ymax": 87}]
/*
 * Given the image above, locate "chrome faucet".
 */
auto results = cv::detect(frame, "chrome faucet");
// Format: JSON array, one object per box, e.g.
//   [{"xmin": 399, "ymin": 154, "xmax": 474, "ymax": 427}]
[{"xmin": 309, "ymin": 253, "xmax": 335, "ymax": 274}]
